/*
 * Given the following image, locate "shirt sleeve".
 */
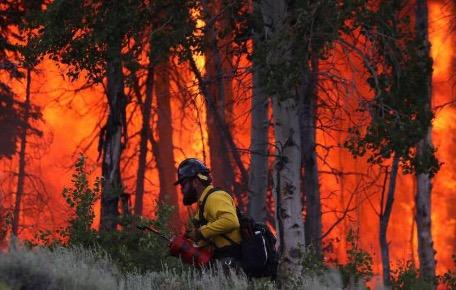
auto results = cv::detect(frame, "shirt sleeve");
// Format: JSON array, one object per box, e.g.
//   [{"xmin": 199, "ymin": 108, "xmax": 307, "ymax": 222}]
[{"xmin": 199, "ymin": 191, "xmax": 240, "ymax": 239}]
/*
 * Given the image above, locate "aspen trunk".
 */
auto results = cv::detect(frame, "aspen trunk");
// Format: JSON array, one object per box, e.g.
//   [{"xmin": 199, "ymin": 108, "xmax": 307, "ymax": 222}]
[
  {"xmin": 248, "ymin": 45, "xmax": 269, "ymax": 223},
  {"xmin": 260, "ymin": 0, "xmax": 306, "ymax": 279},
  {"xmin": 272, "ymin": 97, "xmax": 305, "ymax": 278},
  {"xmin": 415, "ymin": 0, "xmax": 436, "ymax": 283}
]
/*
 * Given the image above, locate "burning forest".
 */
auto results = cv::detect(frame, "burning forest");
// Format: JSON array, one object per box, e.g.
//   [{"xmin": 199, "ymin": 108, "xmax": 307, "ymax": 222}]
[{"xmin": 0, "ymin": 0, "xmax": 455, "ymax": 289}]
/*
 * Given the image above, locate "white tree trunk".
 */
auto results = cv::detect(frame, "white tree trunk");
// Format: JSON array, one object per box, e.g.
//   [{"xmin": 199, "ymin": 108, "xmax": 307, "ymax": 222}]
[
  {"xmin": 248, "ymin": 45, "xmax": 269, "ymax": 223},
  {"xmin": 260, "ymin": 0, "xmax": 305, "ymax": 279},
  {"xmin": 272, "ymin": 97, "xmax": 305, "ymax": 279},
  {"xmin": 415, "ymin": 0, "xmax": 436, "ymax": 283}
]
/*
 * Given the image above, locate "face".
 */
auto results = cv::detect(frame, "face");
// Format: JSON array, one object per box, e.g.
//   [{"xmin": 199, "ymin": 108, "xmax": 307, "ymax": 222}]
[{"xmin": 181, "ymin": 178, "xmax": 198, "ymax": 205}]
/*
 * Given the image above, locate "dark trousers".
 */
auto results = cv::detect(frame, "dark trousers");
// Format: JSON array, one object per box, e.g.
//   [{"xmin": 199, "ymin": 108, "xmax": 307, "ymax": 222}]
[{"xmin": 212, "ymin": 244, "xmax": 242, "ymax": 274}]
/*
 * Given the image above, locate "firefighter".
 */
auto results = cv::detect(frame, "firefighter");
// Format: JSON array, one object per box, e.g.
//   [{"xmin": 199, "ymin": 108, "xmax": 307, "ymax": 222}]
[{"xmin": 173, "ymin": 158, "xmax": 242, "ymax": 270}]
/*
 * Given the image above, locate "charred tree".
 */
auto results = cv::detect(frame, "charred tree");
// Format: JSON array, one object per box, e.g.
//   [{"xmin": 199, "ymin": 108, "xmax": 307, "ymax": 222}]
[
  {"xmin": 134, "ymin": 64, "xmax": 154, "ymax": 216},
  {"xmin": 8, "ymin": 2, "xmax": 43, "ymax": 238},
  {"xmin": 100, "ymin": 34, "xmax": 127, "ymax": 231},
  {"xmin": 32, "ymin": 0, "xmax": 147, "ymax": 231},
  {"xmin": 11, "ymin": 67, "xmax": 32, "ymax": 237},
  {"xmin": 300, "ymin": 53, "xmax": 322, "ymax": 257},
  {"xmin": 346, "ymin": 1, "xmax": 440, "ymax": 286},
  {"xmin": 379, "ymin": 155, "xmax": 399, "ymax": 288},
  {"xmin": 415, "ymin": 0, "xmax": 437, "ymax": 283},
  {"xmin": 155, "ymin": 60, "xmax": 178, "ymax": 225},
  {"xmin": 132, "ymin": 1, "xmax": 194, "ymax": 220},
  {"xmin": 202, "ymin": 0, "xmax": 235, "ymax": 193},
  {"xmin": 0, "ymin": 42, "xmax": 23, "ymax": 159},
  {"xmin": 187, "ymin": 51, "xmax": 249, "ymax": 199}
]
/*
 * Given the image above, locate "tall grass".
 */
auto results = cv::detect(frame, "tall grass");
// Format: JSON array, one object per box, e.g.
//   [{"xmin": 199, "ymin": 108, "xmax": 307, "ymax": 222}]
[{"xmin": 0, "ymin": 245, "xmax": 351, "ymax": 290}]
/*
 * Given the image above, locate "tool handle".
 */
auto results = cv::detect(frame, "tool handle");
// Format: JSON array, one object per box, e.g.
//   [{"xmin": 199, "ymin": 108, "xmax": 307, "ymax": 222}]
[{"xmin": 136, "ymin": 225, "xmax": 170, "ymax": 241}]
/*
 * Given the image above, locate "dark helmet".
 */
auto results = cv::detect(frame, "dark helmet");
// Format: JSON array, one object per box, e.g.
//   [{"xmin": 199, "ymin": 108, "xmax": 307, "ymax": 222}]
[{"xmin": 174, "ymin": 158, "xmax": 211, "ymax": 185}]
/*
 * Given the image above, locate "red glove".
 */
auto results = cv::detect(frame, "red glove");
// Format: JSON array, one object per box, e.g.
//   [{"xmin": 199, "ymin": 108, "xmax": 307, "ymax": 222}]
[
  {"xmin": 169, "ymin": 234, "xmax": 186, "ymax": 256},
  {"xmin": 168, "ymin": 234, "xmax": 213, "ymax": 267}
]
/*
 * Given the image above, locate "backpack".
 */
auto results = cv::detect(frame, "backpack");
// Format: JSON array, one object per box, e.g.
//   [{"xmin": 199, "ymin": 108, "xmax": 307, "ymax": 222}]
[{"xmin": 198, "ymin": 187, "xmax": 279, "ymax": 279}]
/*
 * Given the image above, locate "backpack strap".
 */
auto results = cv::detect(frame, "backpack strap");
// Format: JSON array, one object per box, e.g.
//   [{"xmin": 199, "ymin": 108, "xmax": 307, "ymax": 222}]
[
  {"xmin": 198, "ymin": 187, "xmax": 240, "ymax": 246},
  {"xmin": 198, "ymin": 187, "xmax": 220, "ymax": 225}
]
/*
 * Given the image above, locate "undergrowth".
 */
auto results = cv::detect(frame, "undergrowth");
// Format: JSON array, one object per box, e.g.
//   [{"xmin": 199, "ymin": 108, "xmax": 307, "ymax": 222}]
[{"xmin": 3, "ymin": 154, "xmax": 451, "ymax": 290}]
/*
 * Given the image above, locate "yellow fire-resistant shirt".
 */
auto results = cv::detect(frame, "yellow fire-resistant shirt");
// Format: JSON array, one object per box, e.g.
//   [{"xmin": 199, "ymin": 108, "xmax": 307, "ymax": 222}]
[{"xmin": 196, "ymin": 185, "xmax": 242, "ymax": 248}]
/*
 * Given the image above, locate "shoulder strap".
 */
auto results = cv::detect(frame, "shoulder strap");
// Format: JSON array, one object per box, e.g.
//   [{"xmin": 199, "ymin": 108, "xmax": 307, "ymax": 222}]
[
  {"xmin": 198, "ymin": 187, "xmax": 240, "ymax": 246},
  {"xmin": 198, "ymin": 187, "xmax": 221, "ymax": 225}
]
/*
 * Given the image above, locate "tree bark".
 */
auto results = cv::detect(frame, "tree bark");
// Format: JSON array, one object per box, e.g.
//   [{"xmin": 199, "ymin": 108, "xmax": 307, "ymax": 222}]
[
  {"xmin": 260, "ymin": 0, "xmax": 305, "ymax": 279},
  {"xmin": 380, "ymin": 155, "xmax": 399, "ymax": 288},
  {"xmin": 186, "ymin": 46, "xmax": 249, "ymax": 196},
  {"xmin": 155, "ymin": 60, "xmax": 178, "ymax": 226},
  {"xmin": 415, "ymin": 0, "xmax": 436, "ymax": 283},
  {"xmin": 300, "ymin": 53, "xmax": 322, "ymax": 257},
  {"xmin": 134, "ymin": 64, "xmax": 154, "ymax": 216},
  {"xmin": 100, "ymin": 15, "xmax": 126, "ymax": 231},
  {"xmin": 202, "ymin": 0, "xmax": 235, "ymax": 193},
  {"xmin": 11, "ymin": 66, "xmax": 31, "ymax": 237},
  {"xmin": 248, "ymin": 41, "xmax": 269, "ymax": 223},
  {"xmin": 272, "ymin": 97, "xmax": 305, "ymax": 279}
]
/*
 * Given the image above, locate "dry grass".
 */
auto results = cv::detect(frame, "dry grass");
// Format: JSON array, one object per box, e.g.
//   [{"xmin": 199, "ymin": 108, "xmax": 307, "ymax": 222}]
[{"xmin": 0, "ymin": 245, "xmax": 354, "ymax": 290}]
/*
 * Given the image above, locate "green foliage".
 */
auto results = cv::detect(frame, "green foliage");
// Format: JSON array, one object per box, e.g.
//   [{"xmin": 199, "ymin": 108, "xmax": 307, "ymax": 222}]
[
  {"xmin": 337, "ymin": 229, "xmax": 373, "ymax": 289},
  {"xmin": 256, "ymin": 0, "xmax": 365, "ymax": 100},
  {"xmin": 25, "ymin": 154, "xmax": 99, "ymax": 248},
  {"xmin": 27, "ymin": 154, "xmax": 186, "ymax": 273},
  {"xmin": 345, "ymin": 1, "xmax": 440, "ymax": 177},
  {"xmin": 31, "ymin": 0, "xmax": 197, "ymax": 84},
  {"xmin": 440, "ymin": 255, "xmax": 456, "ymax": 290},
  {"xmin": 301, "ymin": 245, "xmax": 328, "ymax": 276},
  {"xmin": 62, "ymin": 154, "xmax": 101, "ymax": 246},
  {"xmin": 391, "ymin": 260, "xmax": 432, "ymax": 290},
  {"xmin": 97, "ymin": 206, "xmax": 187, "ymax": 274}
]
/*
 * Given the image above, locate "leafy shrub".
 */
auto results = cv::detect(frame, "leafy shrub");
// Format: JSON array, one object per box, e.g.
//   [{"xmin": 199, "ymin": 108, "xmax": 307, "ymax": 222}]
[
  {"xmin": 390, "ymin": 260, "xmax": 432, "ymax": 290},
  {"xmin": 301, "ymin": 245, "xmax": 328, "ymax": 276},
  {"xmin": 18, "ymin": 155, "xmax": 375, "ymax": 289},
  {"xmin": 96, "ymin": 212, "xmax": 187, "ymax": 273},
  {"xmin": 440, "ymin": 255, "xmax": 456, "ymax": 290},
  {"xmin": 25, "ymin": 154, "xmax": 100, "ymax": 249},
  {"xmin": 62, "ymin": 154, "xmax": 101, "ymax": 247},
  {"xmin": 336, "ymin": 229, "xmax": 373, "ymax": 289},
  {"xmin": 27, "ymin": 154, "xmax": 186, "ymax": 273}
]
